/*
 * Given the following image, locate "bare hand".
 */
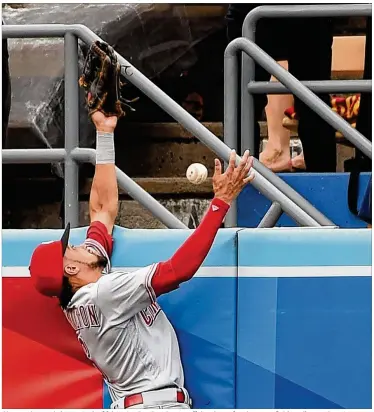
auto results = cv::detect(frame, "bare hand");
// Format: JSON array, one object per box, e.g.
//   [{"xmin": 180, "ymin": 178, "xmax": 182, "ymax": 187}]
[
  {"xmin": 91, "ymin": 111, "xmax": 118, "ymax": 133},
  {"xmin": 213, "ymin": 149, "xmax": 255, "ymax": 205}
]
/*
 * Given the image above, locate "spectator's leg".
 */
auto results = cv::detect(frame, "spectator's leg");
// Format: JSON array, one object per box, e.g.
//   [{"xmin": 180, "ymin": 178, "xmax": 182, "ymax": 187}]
[
  {"xmin": 254, "ymin": 18, "xmax": 291, "ymax": 161},
  {"xmin": 290, "ymin": 18, "xmax": 336, "ymax": 172},
  {"xmin": 252, "ymin": 63, "xmax": 271, "ymax": 159},
  {"xmin": 260, "ymin": 60, "xmax": 294, "ymax": 172}
]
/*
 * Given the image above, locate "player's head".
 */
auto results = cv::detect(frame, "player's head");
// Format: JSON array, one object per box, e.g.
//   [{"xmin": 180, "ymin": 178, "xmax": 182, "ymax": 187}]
[{"xmin": 29, "ymin": 223, "xmax": 107, "ymax": 308}]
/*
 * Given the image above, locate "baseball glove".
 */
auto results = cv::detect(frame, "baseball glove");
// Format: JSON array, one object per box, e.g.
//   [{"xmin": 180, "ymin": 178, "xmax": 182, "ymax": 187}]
[{"xmin": 79, "ymin": 40, "xmax": 137, "ymax": 118}]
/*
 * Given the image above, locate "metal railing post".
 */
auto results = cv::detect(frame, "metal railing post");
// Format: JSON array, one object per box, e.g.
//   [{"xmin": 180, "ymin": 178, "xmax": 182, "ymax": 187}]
[
  {"xmin": 224, "ymin": 49, "xmax": 239, "ymax": 227},
  {"xmin": 258, "ymin": 202, "xmax": 283, "ymax": 228},
  {"xmin": 64, "ymin": 32, "xmax": 80, "ymax": 228}
]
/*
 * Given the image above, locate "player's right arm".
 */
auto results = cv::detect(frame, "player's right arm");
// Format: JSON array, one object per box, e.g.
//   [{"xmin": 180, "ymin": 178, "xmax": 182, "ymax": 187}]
[
  {"xmin": 89, "ymin": 112, "xmax": 119, "ymax": 237},
  {"xmin": 82, "ymin": 113, "xmax": 118, "ymax": 266},
  {"xmin": 151, "ymin": 150, "xmax": 254, "ymax": 296}
]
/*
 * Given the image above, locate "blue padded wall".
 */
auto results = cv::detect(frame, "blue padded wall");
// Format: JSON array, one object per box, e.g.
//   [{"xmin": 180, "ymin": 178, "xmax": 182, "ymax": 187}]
[
  {"xmin": 236, "ymin": 228, "xmax": 372, "ymax": 409},
  {"xmin": 3, "ymin": 226, "xmax": 371, "ymax": 409},
  {"xmin": 237, "ymin": 173, "xmax": 371, "ymax": 228}
]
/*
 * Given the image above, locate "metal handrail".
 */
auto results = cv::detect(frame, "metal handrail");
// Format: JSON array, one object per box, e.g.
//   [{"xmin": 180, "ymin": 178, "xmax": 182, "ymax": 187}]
[
  {"xmin": 241, "ymin": 3, "xmax": 372, "ymax": 155},
  {"xmin": 3, "ymin": 23, "xmax": 330, "ymax": 229},
  {"xmin": 224, "ymin": 4, "xmax": 372, "ymax": 227},
  {"xmin": 237, "ymin": 37, "xmax": 372, "ymax": 157},
  {"xmin": 225, "ymin": 41, "xmax": 335, "ymax": 228}
]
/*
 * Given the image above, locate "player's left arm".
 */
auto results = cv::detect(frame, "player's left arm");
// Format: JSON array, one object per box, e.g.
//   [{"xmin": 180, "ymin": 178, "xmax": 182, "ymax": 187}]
[{"xmin": 151, "ymin": 150, "xmax": 254, "ymax": 296}]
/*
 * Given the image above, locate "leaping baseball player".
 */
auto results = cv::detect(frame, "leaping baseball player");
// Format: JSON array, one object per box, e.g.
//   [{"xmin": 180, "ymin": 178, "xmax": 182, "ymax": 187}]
[{"xmin": 29, "ymin": 41, "xmax": 255, "ymax": 409}]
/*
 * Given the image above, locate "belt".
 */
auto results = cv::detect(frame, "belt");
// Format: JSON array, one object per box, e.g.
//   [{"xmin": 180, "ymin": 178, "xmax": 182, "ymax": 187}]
[{"xmin": 125, "ymin": 389, "xmax": 186, "ymax": 408}]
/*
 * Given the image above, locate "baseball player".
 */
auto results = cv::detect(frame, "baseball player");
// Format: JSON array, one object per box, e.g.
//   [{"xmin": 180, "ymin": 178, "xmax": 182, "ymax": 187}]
[{"xmin": 29, "ymin": 41, "xmax": 255, "ymax": 409}]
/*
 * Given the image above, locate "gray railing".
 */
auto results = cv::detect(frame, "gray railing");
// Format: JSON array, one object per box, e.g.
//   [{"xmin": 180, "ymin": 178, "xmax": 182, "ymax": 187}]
[
  {"xmin": 3, "ymin": 23, "xmax": 331, "ymax": 230},
  {"xmin": 224, "ymin": 4, "xmax": 372, "ymax": 227},
  {"xmin": 3, "ymin": 9, "xmax": 371, "ymax": 229}
]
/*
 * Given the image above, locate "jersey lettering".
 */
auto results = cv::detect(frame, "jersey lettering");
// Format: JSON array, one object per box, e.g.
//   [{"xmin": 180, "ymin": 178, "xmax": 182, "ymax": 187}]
[
  {"xmin": 65, "ymin": 305, "xmax": 100, "ymax": 331},
  {"xmin": 140, "ymin": 302, "xmax": 161, "ymax": 327},
  {"xmin": 64, "ymin": 267, "xmax": 185, "ymax": 400}
]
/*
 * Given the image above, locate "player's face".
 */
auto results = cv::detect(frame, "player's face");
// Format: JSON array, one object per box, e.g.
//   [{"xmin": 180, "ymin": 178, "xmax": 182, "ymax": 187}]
[{"xmin": 64, "ymin": 244, "xmax": 101, "ymax": 266}]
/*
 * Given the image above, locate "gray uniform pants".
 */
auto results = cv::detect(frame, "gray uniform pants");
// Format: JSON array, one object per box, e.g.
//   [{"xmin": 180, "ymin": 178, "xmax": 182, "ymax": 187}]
[{"xmin": 111, "ymin": 387, "xmax": 191, "ymax": 409}]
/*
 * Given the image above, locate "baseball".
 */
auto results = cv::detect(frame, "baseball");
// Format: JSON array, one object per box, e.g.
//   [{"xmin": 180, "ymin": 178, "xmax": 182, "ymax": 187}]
[{"xmin": 186, "ymin": 163, "xmax": 208, "ymax": 185}]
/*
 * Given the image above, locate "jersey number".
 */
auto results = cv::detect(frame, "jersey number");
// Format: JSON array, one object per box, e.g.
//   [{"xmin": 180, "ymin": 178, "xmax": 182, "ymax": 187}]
[{"xmin": 78, "ymin": 336, "xmax": 111, "ymax": 383}]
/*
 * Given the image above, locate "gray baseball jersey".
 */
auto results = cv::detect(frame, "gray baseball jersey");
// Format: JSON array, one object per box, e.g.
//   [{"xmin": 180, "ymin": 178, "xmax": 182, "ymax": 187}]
[{"xmin": 64, "ymin": 238, "xmax": 184, "ymax": 402}]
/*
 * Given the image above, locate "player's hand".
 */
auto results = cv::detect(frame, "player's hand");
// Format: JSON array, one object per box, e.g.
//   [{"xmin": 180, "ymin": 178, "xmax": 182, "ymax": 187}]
[
  {"xmin": 91, "ymin": 111, "xmax": 118, "ymax": 133},
  {"xmin": 213, "ymin": 149, "xmax": 255, "ymax": 205}
]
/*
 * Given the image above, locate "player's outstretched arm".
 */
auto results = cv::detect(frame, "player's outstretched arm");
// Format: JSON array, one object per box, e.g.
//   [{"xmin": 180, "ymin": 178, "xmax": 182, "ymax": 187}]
[
  {"xmin": 89, "ymin": 112, "xmax": 119, "ymax": 235},
  {"xmin": 152, "ymin": 150, "xmax": 255, "ymax": 296}
]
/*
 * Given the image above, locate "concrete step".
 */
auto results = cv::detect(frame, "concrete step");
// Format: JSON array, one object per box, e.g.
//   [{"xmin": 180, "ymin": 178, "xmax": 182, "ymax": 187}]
[
  {"xmin": 3, "ymin": 197, "xmax": 212, "ymax": 230},
  {"xmin": 3, "ymin": 176, "xmax": 214, "ymax": 229},
  {"xmin": 4, "ymin": 176, "xmax": 213, "ymax": 200}
]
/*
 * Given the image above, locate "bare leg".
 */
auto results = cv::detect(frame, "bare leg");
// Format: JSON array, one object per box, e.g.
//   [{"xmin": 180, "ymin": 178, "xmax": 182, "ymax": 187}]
[{"xmin": 260, "ymin": 61, "xmax": 294, "ymax": 172}]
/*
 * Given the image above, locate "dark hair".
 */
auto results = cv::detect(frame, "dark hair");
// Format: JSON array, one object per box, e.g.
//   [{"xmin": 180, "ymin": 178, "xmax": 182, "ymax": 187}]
[
  {"xmin": 59, "ymin": 255, "xmax": 109, "ymax": 310},
  {"xmin": 59, "ymin": 276, "xmax": 74, "ymax": 310}
]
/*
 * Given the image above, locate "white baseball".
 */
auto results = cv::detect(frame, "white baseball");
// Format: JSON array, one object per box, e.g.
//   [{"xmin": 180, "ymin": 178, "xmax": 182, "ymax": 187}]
[{"xmin": 186, "ymin": 163, "xmax": 208, "ymax": 185}]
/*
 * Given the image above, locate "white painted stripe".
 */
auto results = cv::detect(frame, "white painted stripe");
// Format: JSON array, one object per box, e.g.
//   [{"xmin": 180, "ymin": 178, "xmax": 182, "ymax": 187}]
[
  {"xmin": 239, "ymin": 265, "xmax": 372, "ymax": 278},
  {"xmin": 1, "ymin": 266, "xmax": 236, "ymax": 278},
  {"xmin": 2, "ymin": 265, "xmax": 371, "ymax": 278}
]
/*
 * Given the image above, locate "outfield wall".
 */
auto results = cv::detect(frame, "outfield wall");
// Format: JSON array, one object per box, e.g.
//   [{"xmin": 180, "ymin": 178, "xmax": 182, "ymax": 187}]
[{"xmin": 2, "ymin": 227, "xmax": 371, "ymax": 408}]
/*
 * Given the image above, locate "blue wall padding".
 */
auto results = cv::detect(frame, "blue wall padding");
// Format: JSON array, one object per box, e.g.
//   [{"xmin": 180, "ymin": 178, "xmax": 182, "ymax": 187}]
[
  {"xmin": 2, "ymin": 226, "xmax": 372, "ymax": 409},
  {"xmin": 236, "ymin": 228, "xmax": 372, "ymax": 409},
  {"xmin": 237, "ymin": 173, "xmax": 371, "ymax": 228}
]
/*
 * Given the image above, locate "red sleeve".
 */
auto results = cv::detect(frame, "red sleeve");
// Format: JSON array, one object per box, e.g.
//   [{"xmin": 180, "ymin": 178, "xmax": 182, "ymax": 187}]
[
  {"xmin": 86, "ymin": 221, "xmax": 114, "ymax": 257},
  {"xmin": 151, "ymin": 197, "xmax": 230, "ymax": 296}
]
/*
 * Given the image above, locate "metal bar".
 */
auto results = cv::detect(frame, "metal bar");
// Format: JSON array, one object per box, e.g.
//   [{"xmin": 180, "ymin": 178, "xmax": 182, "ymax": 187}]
[
  {"xmin": 248, "ymin": 80, "xmax": 372, "ymax": 94},
  {"xmin": 223, "ymin": 49, "xmax": 240, "ymax": 227},
  {"xmin": 2, "ymin": 24, "xmax": 70, "ymax": 38},
  {"xmin": 70, "ymin": 148, "xmax": 96, "ymax": 163},
  {"xmin": 71, "ymin": 149, "xmax": 188, "ymax": 229},
  {"xmin": 64, "ymin": 32, "xmax": 80, "ymax": 228},
  {"xmin": 245, "ymin": 4, "xmax": 371, "ymax": 24},
  {"xmin": 241, "ymin": 4, "xmax": 372, "ymax": 158},
  {"xmin": 258, "ymin": 202, "xmax": 283, "ymax": 228},
  {"xmin": 238, "ymin": 37, "xmax": 372, "ymax": 158},
  {"xmin": 113, "ymin": 168, "xmax": 188, "ymax": 229},
  {"xmin": 225, "ymin": 42, "xmax": 334, "ymax": 227},
  {"xmin": 2, "ymin": 149, "xmax": 67, "ymax": 163}
]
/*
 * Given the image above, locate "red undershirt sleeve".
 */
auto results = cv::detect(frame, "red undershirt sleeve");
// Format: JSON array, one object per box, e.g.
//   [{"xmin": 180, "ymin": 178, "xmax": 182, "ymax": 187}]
[
  {"xmin": 86, "ymin": 221, "xmax": 114, "ymax": 258},
  {"xmin": 151, "ymin": 197, "xmax": 230, "ymax": 296}
]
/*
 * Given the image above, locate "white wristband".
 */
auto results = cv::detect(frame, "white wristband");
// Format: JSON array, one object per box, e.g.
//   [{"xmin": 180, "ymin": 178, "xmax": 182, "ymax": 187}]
[{"xmin": 96, "ymin": 131, "xmax": 115, "ymax": 164}]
